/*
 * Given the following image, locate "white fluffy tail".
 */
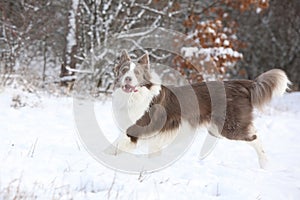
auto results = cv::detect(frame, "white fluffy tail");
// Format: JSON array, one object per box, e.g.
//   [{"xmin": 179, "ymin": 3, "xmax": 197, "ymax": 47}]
[{"xmin": 251, "ymin": 69, "xmax": 291, "ymax": 109}]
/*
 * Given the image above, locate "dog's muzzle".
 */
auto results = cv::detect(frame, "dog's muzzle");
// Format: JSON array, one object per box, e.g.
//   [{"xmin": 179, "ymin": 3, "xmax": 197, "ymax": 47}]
[{"xmin": 122, "ymin": 84, "xmax": 138, "ymax": 93}]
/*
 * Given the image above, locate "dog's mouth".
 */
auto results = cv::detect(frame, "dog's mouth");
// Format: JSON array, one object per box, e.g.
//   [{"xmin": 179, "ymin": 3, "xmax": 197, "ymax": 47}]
[{"xmin": 122, "ymin": 84, "xmax": 138, "ymax": 93}]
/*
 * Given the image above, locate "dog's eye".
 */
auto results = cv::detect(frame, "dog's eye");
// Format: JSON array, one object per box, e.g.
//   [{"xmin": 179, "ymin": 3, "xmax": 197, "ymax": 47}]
[{"xmin": 120, "ymin": 67, "xmax": 129, "ymax": 74}]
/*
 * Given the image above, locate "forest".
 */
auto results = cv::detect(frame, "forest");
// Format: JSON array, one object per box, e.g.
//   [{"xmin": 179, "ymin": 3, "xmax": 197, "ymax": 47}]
[{"xmin": 1, "ymin": 0, "xmax": 299, "ymax": 95}]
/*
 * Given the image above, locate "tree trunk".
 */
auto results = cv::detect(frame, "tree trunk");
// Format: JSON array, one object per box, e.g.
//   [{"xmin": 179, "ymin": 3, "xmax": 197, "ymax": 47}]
[{"xmin": 60, "ymin": 0, "xmax": 79, "ymax": 87}]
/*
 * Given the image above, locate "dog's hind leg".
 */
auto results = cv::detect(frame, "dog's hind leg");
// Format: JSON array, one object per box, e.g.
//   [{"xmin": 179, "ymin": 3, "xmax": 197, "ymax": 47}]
[
  {"xmin": 246, "ymin": 124, "xmax": 268, "ymax": 168},
  {"xmin": 248, "ymin": 136, "xmax": 268, "ymax": 169}
]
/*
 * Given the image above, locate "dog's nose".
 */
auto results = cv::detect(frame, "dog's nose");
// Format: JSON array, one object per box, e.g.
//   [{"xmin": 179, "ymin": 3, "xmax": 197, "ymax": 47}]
[{"xmin": 125, "ymin": 76, "xmax": 132, "ymax": 82}]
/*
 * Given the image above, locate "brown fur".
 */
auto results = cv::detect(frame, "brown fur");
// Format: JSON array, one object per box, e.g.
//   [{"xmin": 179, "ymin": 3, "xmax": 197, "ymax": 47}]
[{"xmin": 126, "ymin": 71, "xmax": 289, "ymax": 143}]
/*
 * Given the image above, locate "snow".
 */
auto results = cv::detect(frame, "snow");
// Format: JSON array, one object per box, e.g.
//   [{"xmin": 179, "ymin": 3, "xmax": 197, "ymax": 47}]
[
  {"xmin": 1, "ymin": 88, "xmax": 300, "ymax": 199},
  {"xmin": 223, "ymin": 40, "xmax": 229, "ymax": 46},
  {"xmin": 206, "ymin": 27, "xmax": 216, "ymax": 35},
  {"xmin": 181, "ymin": 47, "xmax": 243, "ymax": 59},
  {"xmin": 215, "ymin": 38, "xmax": 221, "ymax": 44},
  {"xmin": 181, "ymin": 47, "xmax": 198, "ymax": 57},
  {"xmin": 256, "ymin": 7, "xmax": 262, "ymax": 14}
]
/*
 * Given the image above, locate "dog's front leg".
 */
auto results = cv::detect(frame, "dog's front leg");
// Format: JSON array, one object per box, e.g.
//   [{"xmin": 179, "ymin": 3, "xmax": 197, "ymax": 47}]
[
  {"xmin": 104, "ymin": 135, "xmax": 137, "ymax": 155},
  {"xmin": 116, "ymin": 135, "xmax": 137, "ymax": 154}
]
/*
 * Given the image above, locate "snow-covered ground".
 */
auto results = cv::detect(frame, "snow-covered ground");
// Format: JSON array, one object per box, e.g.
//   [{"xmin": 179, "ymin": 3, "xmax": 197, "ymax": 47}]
[{"xmin": 0, "ymin": 88, "xmax": 300, "ymax": 199}]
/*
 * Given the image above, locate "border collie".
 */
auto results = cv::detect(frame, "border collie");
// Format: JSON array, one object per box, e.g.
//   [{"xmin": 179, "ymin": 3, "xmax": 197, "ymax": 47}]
[{"xmin": 111, "ymin": 50, "xmax": 290, "ymax": 168}]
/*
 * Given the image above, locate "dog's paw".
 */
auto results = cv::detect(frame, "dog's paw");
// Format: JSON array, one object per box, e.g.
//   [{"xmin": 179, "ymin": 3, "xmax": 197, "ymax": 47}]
[
  {"xmin": 259, "ymin": 156, "xmax": 269, "ymax": 169},
  {"xmin": 103, "ymin": 145, "xmax": 121, "ymax": 156}
]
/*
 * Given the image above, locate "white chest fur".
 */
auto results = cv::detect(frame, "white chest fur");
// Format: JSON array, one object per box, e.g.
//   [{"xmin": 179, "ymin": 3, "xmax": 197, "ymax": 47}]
[{"xmin": 112, "ymin": 85, "xmax": 161, "ymax": 132}]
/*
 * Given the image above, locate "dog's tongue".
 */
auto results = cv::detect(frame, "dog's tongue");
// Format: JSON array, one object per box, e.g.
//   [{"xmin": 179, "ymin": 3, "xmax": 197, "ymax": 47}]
[{"xmin": 122, "ymin": 84, "xmax": 138, "ymax": 93}]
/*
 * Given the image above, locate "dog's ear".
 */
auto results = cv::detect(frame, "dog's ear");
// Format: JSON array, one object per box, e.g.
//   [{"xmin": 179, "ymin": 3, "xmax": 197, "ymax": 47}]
[
  {"xmin": 114, "ymin": 50, "xmax": 130, "ymax": 74},
  {"xmin": 137, "ymin": 53, "xmax": 150, "ymax": 70},
  {"xmin": 120, "ymin": 50, "xmax": 131, "ymax": 63}
]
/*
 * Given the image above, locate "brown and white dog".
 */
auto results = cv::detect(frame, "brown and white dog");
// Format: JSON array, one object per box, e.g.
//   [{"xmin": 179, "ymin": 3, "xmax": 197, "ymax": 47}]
[{"xmin": 111, "ymin": 50, "xmax": 290, "ymax": 168}]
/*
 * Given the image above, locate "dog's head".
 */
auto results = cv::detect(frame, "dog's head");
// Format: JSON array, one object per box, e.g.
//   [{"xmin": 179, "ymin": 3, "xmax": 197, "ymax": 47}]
[{"xmin": 114, "ymin": 50, "xmax": 152, "ymax": 93}]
